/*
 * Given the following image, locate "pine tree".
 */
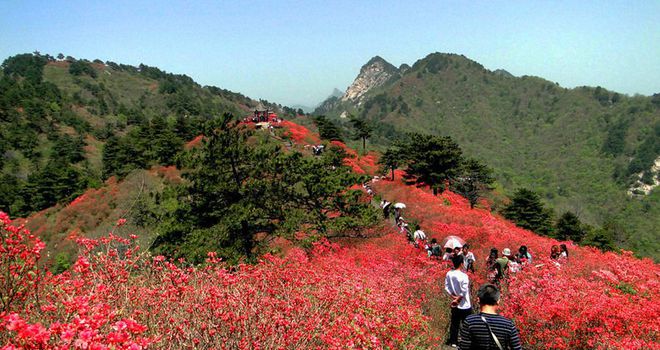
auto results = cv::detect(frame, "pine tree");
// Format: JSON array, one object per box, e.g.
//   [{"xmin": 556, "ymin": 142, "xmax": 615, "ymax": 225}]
[
  {"xmin": 401, "ymin": 133, "xmax": 463, "ymax": 195},
  {"xmin": 502, "ymin": 188, "xmax": 554, "ymax": 235},
  {"xmin": 349, "ymin": 116, "xmax": 373, "ymax": 152},
  {"xmin": 379, "ymin": 148, "xmax": 401, "ymax": 181},
  {"xmin": 555, "ymin": 211, "xmax": 586, "ymax": 242},
  {"xmin": 151, "ymin": 115, "xmax": 182, "ymax": 165},
  {"xmin": 583, "ymin": 220, "xmax": 619, "ymax": 252},
  {"xmin": 102, "ymin": 135, "xmax": 122, "ymax": 179},
  {"xmin": 451, "ymin": 158, "xmax": 495, "ymax": 209},
  {"xmin": 315, "ymin": 116, "xmax": 343, "ymax": 141}
]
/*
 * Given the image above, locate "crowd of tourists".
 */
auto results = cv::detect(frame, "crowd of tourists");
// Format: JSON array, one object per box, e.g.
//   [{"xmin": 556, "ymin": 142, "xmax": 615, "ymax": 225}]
[{"xmin": 376, "ymin": 187, "xmax": 573, "ymax": 349}]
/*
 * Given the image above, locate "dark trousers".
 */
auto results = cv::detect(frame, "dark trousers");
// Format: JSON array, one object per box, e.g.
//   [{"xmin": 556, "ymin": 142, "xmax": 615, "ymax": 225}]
[{"xmin": 448, "ymin": 307, "xmax": 472, "ymax": 345}]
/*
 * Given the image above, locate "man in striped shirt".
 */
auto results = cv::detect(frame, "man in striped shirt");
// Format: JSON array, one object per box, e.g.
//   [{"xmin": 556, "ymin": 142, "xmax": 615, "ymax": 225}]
[{"xmin": 459, "ymin": 284, "xmax": 522, "ymax": 350}]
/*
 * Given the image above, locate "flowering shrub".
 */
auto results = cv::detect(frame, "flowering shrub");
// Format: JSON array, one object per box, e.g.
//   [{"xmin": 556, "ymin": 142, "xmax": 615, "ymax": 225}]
[
  {"xmin": 1, "ymin": 214, "xmax": 448, "ymax": 349},
  {"xmin": 374, "ymin": 179, "xmax": 660, "ymax": 349},
  {"xmin": 3, "ymin": 121, "xmax": 658, "ymax": 349},
  {"xmin": 0, "ymin": 212, "xmax": 45, "ymax": 315},
  {"xmin": 279, "ymin": 120, "xmax": 320, "ymax": 144}
]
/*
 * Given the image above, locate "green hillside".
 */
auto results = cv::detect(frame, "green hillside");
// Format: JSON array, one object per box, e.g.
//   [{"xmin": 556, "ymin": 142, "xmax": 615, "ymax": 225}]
[
  {"xmin": 0, "ymin": 52, "xmax": 375, "ymax": 269},
  {"xmin": 0, "ymin": 53, "xmax": 286, "ymax": 218},
  {"xmin": 319, "ymin": 53, "xmax": 660, "ymax": 260}
]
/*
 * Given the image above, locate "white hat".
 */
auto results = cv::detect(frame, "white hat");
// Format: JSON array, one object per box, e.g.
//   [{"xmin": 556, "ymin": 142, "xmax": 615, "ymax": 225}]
[{"xmin": 502, "ymin": 248, "xmax": 511, "ymax": 256}]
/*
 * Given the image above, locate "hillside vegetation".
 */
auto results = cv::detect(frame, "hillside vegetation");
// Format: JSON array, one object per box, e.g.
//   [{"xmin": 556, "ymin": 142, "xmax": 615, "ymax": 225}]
[
  {"xmin": 318, "ymin": 53, "xmax": 660, "ymax": 260},
  {"xmin": 0, "ymin": 53, "xmax": 309, "ymax": 270},
  {"xmin": 2, "ymin": 127, "xmax": 658, "ymax": 347},
  {"xmin": 0, "ymin": 53, "xmax": 261, "ymax": 217}
]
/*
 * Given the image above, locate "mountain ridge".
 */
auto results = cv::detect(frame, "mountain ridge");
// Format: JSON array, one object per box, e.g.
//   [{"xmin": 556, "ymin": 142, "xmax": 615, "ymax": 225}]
[{"xmin": 316, "ymin": 52, "xmax": 660, "ymax": 260}]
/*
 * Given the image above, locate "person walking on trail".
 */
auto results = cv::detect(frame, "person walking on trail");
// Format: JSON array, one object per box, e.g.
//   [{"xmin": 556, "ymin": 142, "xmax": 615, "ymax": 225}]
[
  {"xmin": 495, "ymin": 248, "xmax": 511, "ymax": 281},
  {"xmin": 444, "ymin": 255, "xmax": 472, "ymax": 347},
  {"xmin": 462, "ymin": 244, "xmax": 475, "ymax": 273},
  {"xmin": 381, "ymin": 200, "xmax": 391, "ymax": 219},
  {"xmin": 459, "ymin": 284, "xmax": 522, "ymax": 350},
  {"xmin": 486, "ymin": 248, "xmax": 499, "ymax": 283},
  {"xmin": 413, "ymin": 228, "xmax": 427, "ymax": 248}
]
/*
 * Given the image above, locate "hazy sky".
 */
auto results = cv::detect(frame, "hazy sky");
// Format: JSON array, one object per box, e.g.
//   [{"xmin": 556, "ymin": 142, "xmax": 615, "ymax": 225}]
[{"xmin": 1, "ymin": 0, "xmax": 658, "ymax": 106}]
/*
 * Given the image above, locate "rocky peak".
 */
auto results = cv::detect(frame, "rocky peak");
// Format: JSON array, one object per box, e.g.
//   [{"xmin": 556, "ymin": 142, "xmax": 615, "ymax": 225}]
[
  {"xmin": 493, "ymin": 69, "xmax": 514, "ymax": 78},
  {"xmin": 342, "ymin": 56, "xmax": 399, "ymax": 104}
]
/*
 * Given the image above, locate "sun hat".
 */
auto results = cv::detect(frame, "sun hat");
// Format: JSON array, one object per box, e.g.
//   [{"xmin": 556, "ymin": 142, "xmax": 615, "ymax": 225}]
[{"xmin": 502, "ymin": 248, "xmax": 511, "ymax": 256}]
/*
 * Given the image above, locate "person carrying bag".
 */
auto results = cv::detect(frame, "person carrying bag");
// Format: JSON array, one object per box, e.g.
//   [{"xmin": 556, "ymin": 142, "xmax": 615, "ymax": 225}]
[{"xmin": 458, "ymin": 284, "xmax": 522, "ymax": 350}]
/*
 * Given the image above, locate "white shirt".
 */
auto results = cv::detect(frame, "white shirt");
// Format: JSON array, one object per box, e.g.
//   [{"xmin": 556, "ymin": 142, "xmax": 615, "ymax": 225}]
[
  {"xmin": 444, "ymin": 269, "xmax": 471, "ymax": 310},
  {"xmin": 413, "ymin": 230, "xmax": 427, "ymax": 241}
]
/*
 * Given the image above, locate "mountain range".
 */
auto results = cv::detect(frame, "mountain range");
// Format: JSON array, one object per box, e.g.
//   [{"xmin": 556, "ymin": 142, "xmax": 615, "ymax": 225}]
[
  {"xmin": 0, "ymin": 51, "xmax": 658, "ymax": 260},
  {"xmin": 316, "ymin": 53, "xmax": 659, "ymax": 259}
]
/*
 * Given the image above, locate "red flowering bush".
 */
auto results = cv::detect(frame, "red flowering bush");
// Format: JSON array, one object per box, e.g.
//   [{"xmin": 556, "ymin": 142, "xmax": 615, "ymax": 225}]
[
  {"xmin": 3, "ymin": 121, "xmax": 658, "ymax": 349},
  {"xmin": 280, "ymin": 120, "xmax": 320, "ymax": 144},
  {"xmin": 374, "ymin": 179, "xmax": 660, "ymax": 349},
  {"xmin": 0, "ymin": 212, "xmax": 45, "ymax": 315},
  {"xmin": 1, "ymin": 213, "xmax": 448, "ymax": 349}
]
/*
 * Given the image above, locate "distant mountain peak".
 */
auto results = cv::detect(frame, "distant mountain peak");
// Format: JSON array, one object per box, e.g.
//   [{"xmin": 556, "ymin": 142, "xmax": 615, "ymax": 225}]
[
  {"xmin": 329, "ymin": 88, "xmax": 344, "ymax": 98},
  {"xmin": 493, "ymin": 69, "xmax": 514, "ymax": 78},
  {"xmin": 342, "ymin": 56, "xmax": 400, "ymax": 104}
]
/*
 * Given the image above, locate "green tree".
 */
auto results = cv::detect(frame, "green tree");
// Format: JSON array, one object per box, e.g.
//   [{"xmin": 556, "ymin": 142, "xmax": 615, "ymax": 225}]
[
  {"xmin": 151, "ymin": 115, "xmax": 183, "ymax": 165},
  {"xmin": 583, "ymin": 220, "xmax": 618, "ymax": 252},
  {"xmin": 502, "ymin": 188, "xmax": 554, "ymax": 235},
  {"xmin": 0, "ymin": 174, "xmax": 22, "ymax": 214},
  {"xmin": 555, "ymin": 211, "xmax": 587, "ymax": 242},
  {"xmin": 150, "ymin": 113, "xmax": 375, "ymax": 263},
  {"xmin": 601, "ymin": 119, "xmax": 629, "ymax": 156},
  {"xmin": 314, "ymin": 116, "xmax": 343, "ymax": 141},
  {"xmin": 102, "ymin": 135, "xmax": 122, "ymax": 179},
  {"xmin": 379, "ymin": 147, "xmax": 401, "ymax": 181},
  {"xmin": 401, "ymin": 133, "xmax": 463, "ymax": 195},
  {"xmin": 174, "ymin": 114, "xmax": 192, "ymax": 140},
  {"xmin": 23, "ymin": 161, "xmax": 86, "ymax": 213},
  {"xmin": 349, "ymin": 116, "xmax": 373, "ymax": 152},
  {"xmin": 52, "ymin": 133, "xmax": 85, "ymax": 163},
  {"xmin": 2, "ymin": 53, "xmax": 47, "ymax": 84},
  {"xmin": 451, "ymin": 158, "xmax": 495, "ymax": 209},
  {"xmin": 68, "ymin": 60, "xmax": 97, "ymax": 78}
]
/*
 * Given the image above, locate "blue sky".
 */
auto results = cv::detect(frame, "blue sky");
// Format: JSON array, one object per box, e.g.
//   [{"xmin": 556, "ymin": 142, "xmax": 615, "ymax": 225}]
[{"xmin": 1, "ymin": 0, "xmax": 658, "ymax": 106}]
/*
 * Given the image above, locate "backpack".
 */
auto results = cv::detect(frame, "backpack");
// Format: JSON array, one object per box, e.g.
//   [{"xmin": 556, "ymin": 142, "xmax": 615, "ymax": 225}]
[{"xmin": 432, "ymin": 245, "xmax": 442, "ymax": 256}]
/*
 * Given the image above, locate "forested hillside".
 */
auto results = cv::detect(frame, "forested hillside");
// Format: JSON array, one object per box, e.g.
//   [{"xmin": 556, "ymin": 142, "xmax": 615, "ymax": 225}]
[
  {"xmin": 0, "ymin": 53, "xmax": 262, "ymax": 217},
  {"xmin": 1, "ymin": 52, "xmax": 381, "ymax": 270},
  {"xmin": 318, "ymin": 53, "xmax": 660, "ymax": 260}
]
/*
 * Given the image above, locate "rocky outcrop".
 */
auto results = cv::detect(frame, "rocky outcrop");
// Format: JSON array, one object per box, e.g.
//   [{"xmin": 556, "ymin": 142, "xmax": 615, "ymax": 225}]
[
  {"xmin": 341, "ymin": 56, "xmax": 399, "ymax": 105},
  {"xmin": 628, "ymin": 156, "xmax": 660, "ymax": 197},
  {"xmin": 493, "ymin": 69, "xmax": 514, "ymax": 78}
]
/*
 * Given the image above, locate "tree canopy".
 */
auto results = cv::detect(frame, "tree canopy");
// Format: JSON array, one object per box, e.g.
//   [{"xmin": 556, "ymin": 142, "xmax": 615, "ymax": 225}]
[
  {"xmin": 349, "ymin": 116, "xmax": 373, "ymax": 152},
  {"xmin": 400, "ymin": 133, "xmax": 463, "ymax": 195},
  {"xmin": 502, "ymin": 188, "xmax": 554, "ymax": 235},
  {"xmin": 148, "ymin": 114, "xmax": 378, "ymax": 263},
  {"xmin": 451, "ymin": 158, "xmax": 495, "ymax": 209},
  {"xmin": 555, "ymin": 211, "xmax": 587, "ymax": 243}
]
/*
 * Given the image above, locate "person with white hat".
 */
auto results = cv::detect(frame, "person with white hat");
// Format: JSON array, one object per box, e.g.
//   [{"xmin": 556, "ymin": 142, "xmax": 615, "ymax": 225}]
[
  {"xmin": 495, "ymin": 248, "xmax": 511, "ymax": 280},
  {"xmin": 504, "ymin": 247, "xmax": 520, "ymax": 273}
]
